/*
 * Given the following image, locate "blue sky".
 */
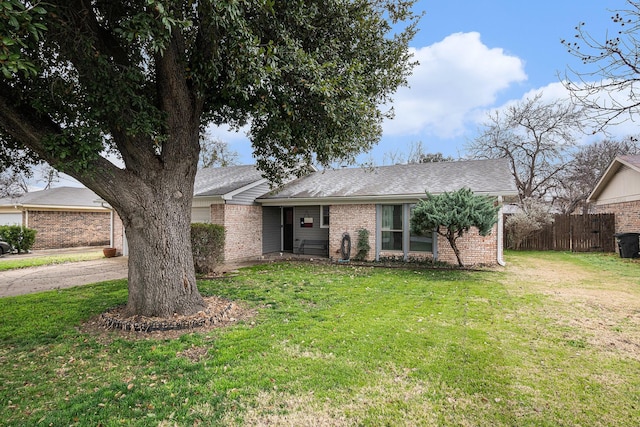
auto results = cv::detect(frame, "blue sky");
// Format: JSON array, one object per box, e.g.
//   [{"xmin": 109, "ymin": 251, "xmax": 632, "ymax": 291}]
[
  {"xmin": 51, "ymin": 0, "xmax": 632, "ymax": 188},
  {"xmin": 213, "ymin": 0, "xmax": 635, "ymax": 166}
]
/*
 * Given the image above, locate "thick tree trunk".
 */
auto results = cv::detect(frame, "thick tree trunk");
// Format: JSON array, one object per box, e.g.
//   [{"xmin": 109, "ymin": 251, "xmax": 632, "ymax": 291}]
[{"xmin": 116, "ymin": 179, "xmax": 207, "ymax": 318}]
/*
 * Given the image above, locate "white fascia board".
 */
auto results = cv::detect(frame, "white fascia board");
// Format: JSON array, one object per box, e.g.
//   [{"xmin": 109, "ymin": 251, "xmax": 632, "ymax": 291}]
[
  {"xmin": 587, "ymin": 158, "xmax": 621, "ymax": 203},
  {"xmin": 222, "ymin": 179, "xmax": 268, "ymax": 201},
  {"xmin": 191, "ymin": 195, "xmax": 224, "ymax": 207}
]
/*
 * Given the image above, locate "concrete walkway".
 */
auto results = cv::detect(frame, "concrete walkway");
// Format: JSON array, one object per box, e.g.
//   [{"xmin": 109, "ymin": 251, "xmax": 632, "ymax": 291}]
[
  {"xmin": 0, "ymin": 248, "xmax": 323, "ymax": 298},
  {"xmin": 0, "ymin": 255, "xmax": 128, "ymax": 298}
]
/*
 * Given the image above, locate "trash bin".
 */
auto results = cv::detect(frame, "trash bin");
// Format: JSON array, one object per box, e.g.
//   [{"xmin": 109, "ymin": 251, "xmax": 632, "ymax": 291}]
[{"xmin": 614, "ymin": 232, "xmax": 640, "ymax": 258}]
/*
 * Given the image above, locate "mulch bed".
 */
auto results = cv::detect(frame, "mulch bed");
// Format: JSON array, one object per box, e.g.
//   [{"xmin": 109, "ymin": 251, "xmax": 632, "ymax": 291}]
[{"xmin": 80, "ymin": 296, "xmax": 256, "ymax": 341}]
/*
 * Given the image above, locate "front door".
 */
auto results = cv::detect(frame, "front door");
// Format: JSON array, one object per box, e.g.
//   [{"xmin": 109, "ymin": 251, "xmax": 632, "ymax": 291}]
[{"xmin": 283, "ymin": 207, "xmax": 294, "ymax": 252}]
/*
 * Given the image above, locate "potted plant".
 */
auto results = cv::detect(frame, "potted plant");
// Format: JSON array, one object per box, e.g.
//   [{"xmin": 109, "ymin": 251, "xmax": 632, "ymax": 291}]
[{"xmin": 103, "ymin": 247, "xmax": 117, "ymax": 258}]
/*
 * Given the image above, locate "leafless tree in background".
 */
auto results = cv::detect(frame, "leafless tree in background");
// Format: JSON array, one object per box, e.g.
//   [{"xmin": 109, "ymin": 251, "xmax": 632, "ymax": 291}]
[
  {"xmin": 553, "ymin": 137, "xmax": 640, "ymax": 213},
  {"xmin": 198, "ymin": 134, "xmax": 239, "ymax": 169},
  {"xmin": 467, "ymin": 93, "xmax": 584, "ymax": 202},
  {"xmin": 562, "ymin": 1, "xmax": 640, "ymax": 131}
]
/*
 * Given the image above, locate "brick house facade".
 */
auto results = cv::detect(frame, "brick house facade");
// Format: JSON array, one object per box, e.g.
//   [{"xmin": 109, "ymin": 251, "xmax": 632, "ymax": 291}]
[
  {"xmin": 0, "ymin": 187, "xmax": 122, "ymax": 252},
  {"xmin": 256, "ymin": 160, "xmax": 515, "ymax": 266},
  {"xmin": 328, "ymin": 204, "xmax": 376, "ymax": 261},
  {"xmin": 210, "ymin": 204, "xmax": 263, "ymax": 262},
  {"xmin": 27, "ymin": 210, "xmax": 111, "ymax": 249},
  {"xmin": 589, "ymin": 156, "xmax": 640, "ymax": 243}
]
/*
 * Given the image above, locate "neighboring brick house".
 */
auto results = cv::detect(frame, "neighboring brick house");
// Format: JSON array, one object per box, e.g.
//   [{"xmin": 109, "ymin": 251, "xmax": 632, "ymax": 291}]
[
  {"xmin": 193, "ymin": 160, "xmax": 516, "ymax": 266},
  {"xmin": 0, "ymin": 187, "xmax": 122, "ymax": 250},
  {"xmin": 588, "ymin": 155, "xmax": 640, "ymax": 235}
]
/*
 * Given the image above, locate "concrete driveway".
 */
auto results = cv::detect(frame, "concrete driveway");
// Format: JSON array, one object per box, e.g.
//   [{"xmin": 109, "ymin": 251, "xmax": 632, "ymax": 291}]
[{"xmin": 0, "ymin": 253, "xmax": 128, "ymax": 298}]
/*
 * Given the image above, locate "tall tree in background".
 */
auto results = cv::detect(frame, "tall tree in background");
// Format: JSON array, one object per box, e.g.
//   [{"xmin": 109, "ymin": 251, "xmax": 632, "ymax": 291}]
[
  {"xmin": 553, "ymin": 137, "xmax": 640, "ymax": 213},
  {"xmin": 563, "ymin": 1, "xmax": 640, "ymax": 130},
  {"xmin": 0, "ymin": 170, "xmax": 26, "ymax": 198},
  {"xmin": 198, "ymin": 134, "xmax": 239, "ymax": 169},
  {"xmin": 0, "ymin": 1, "xmax": 419, "ymax": 317},
  {"xmin": 383, "ymin": 141, "xmax": 455, "ymax": 165},
  {"xmin": 467, "ymin": 94, "xmax": 584, "ymax": 202}
]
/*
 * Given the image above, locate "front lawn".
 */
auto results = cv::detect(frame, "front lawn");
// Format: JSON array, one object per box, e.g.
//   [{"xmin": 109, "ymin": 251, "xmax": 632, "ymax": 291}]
[
  {"xmin": 0, "ymin": 249, "xmax": 105, "ymax": 271},
  {"xmin": 0, "ymin": 252, "xmax": 638, "ymax": 426}
]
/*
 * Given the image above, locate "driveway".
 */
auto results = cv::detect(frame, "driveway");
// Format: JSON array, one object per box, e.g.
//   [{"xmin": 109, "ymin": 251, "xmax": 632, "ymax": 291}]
[{"xmin": 0, "ymin": 256, "xmax": 128, "ymax": 298}]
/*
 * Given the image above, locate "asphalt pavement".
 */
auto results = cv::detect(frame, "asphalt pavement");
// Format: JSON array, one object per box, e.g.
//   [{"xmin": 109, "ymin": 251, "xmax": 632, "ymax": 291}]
[{"xmin": 0, "ymin": 251, "xmax": 128, "ymax": 298}]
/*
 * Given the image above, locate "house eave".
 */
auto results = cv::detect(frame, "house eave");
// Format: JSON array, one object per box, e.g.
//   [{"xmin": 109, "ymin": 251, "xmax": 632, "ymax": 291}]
[
  {"xmin": 257, "ymin": 190, "xmax": 517, "ymax": 206},
  {"xmin": 0, "ymin": 203, "xmax": 110, "ymax": 212}
]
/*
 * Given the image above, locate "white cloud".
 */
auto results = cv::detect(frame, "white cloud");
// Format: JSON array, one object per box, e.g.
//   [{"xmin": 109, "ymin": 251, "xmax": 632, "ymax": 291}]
[{"xmin": 384, "ymin": 32, "xmax": 527, "ymax": 138}]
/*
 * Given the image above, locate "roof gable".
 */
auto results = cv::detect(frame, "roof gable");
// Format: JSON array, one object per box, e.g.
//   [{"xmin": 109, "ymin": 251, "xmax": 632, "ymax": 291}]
[
  {"xmin": 193, "ymin": 165, "xmax": 265, "ymax": 197},
  {"xmin": 588, "ymin": 155, "xmax": 640, "ymax": 203},
  {"xmin": 259, "ymin": 159, "xmax": 517, "ymax": 202},
  {"xmin": 0, "ymin": 187, "xmax": 105, "ymax": 209}
]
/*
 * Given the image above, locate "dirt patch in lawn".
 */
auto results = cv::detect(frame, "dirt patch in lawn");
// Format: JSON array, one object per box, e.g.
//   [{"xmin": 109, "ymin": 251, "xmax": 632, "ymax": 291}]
[{"xmin": 503, "ymin": 257, "xmax": 640, "ymax": 361}]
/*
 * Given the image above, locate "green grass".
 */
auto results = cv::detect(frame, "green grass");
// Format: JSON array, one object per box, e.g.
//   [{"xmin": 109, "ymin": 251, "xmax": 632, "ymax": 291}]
[
  {"xmin": 0, "ymin": 250, "xmax": 105, "ymax": 271},
  {"xmin": 1, "ymin": 253, "xmax": 639, "ymax": 426}
]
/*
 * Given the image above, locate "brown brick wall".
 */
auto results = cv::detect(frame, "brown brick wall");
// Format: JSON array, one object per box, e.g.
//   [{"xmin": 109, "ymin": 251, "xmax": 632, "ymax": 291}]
[
  {"xmin": 329, "ymin": 204, "xmax": 376, "ymax": 261},
  {"xmin": 28, "ymin": 210, "xmax": 111, "ymax": 249},
  {"xmin": 210, "ymin": 204, "xmax": 263, "ymax": 262},
  {"xmin": 435, "ymin": 224, "xmax": 499, "ymax": 266},
  {"xmin": 595, "ymin": 201, "xmax": 640, "ymax": 233}
]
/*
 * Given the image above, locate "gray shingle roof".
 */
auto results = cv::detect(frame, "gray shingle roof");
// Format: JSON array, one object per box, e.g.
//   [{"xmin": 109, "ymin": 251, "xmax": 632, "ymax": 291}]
[
  {"xmin": 260, "ymin": 159, "xmax": 517, "ymax": 201},
  {"xmin": 194, "ymin": 165, "xmax": 265, "ymax": 197},
  {"xmin": 0, "ymin": 187, "xmax": 105, "ymax": 208}
]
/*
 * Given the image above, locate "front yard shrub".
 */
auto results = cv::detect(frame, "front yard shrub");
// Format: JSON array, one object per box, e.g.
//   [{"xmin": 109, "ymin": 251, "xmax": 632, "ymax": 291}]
[
  {"xmin": 354, "ymin": 228, "xmax": 371, "ymax": 261},
  {"xmin": 190, "ymin": 222, "xmax": 225, "ymax": 274},
  {"xmin": 0, "ymin": 225, "xmax": 37, "ymax": 253}
]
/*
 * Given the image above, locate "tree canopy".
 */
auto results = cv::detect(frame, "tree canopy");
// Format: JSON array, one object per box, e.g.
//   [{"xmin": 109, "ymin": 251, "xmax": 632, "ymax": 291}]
[
  {"xmin": 0, "ymin": 0, "xmax": 418, "ymax": 184},
  {"xmin": 0, "ymin": 0, "xmax": 419, "ymax": 317}
]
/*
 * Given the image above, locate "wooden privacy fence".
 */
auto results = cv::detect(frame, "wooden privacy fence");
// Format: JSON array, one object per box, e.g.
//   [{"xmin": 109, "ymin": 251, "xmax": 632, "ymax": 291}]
[{"xmin": 505, "ymin": 213, "xmax": 616, "ymax": 252}]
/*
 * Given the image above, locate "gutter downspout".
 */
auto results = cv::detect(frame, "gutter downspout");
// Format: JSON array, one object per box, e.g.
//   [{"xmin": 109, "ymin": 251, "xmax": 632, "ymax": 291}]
[{"xmin": 497, "ymin": 196, "xmax": 506, "ymax": 266}]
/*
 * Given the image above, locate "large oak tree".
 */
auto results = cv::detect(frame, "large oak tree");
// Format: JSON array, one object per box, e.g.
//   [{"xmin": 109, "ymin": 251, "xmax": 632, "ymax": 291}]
[{"xmin": 0, "ymin": 0, "xmax": 418, "ymax": 317}]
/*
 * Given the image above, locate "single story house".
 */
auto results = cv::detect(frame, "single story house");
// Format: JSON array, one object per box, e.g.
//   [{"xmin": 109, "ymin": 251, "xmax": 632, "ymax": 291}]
[
  {"xmin": 195, "ymin": 159, "xmax": 517, "ymax": 266},
  {"xmin": 0, "ymin": 187, "xmax": 123, "ymax": 250},
  {"xmin": 588, "ymin": 155, "xmax": 640, "ymax": 234},
  {"xmin": 2, "ymin": 159, "xmax": 517, "ymax": 266}
]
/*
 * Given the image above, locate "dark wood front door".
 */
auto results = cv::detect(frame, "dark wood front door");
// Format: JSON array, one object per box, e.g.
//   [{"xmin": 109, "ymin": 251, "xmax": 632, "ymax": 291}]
[{"xmin": 283, "ymin": 207, "xmax": 294, "ymax": 251}]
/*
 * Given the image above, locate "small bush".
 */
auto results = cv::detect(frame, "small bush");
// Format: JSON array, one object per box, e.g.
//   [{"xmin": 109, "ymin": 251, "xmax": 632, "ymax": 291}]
[
  {"xmin": 191, "ymin": 223, "xmax": 225, "ymax": 274},
  {"xmin": 505, "ymin": 199, "xmax": 553, "ymax": 249},
  {"xmin": 0, "ymin": 225, "xmax": 37, "ymax": 253},
  {"xmin": 354, "ymin": 228, "xmax": 371, "ymax": 261}
]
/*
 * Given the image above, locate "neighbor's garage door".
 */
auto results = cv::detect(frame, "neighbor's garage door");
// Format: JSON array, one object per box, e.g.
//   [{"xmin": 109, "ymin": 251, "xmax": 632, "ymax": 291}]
[
  {"xmin": 191, "ymin": 207, "xmax": 211, "ymax": 223},
  {"xmin": 0, "ymin": 213, "xmax": 22, "ymax": 226}
]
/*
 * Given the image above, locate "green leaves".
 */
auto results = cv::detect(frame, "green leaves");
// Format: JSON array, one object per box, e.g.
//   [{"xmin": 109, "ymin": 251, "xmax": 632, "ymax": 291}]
[
  {"xmin": 412, "ymin": 188, "xmax": 499, "ymax": 238},
  {"xmin": 411, "ymin": 188, "xmax": 500, "ymax": 266},
  {"xmin": 0, "ymin": 0, "xmax": 47, "ymax": 78}
]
